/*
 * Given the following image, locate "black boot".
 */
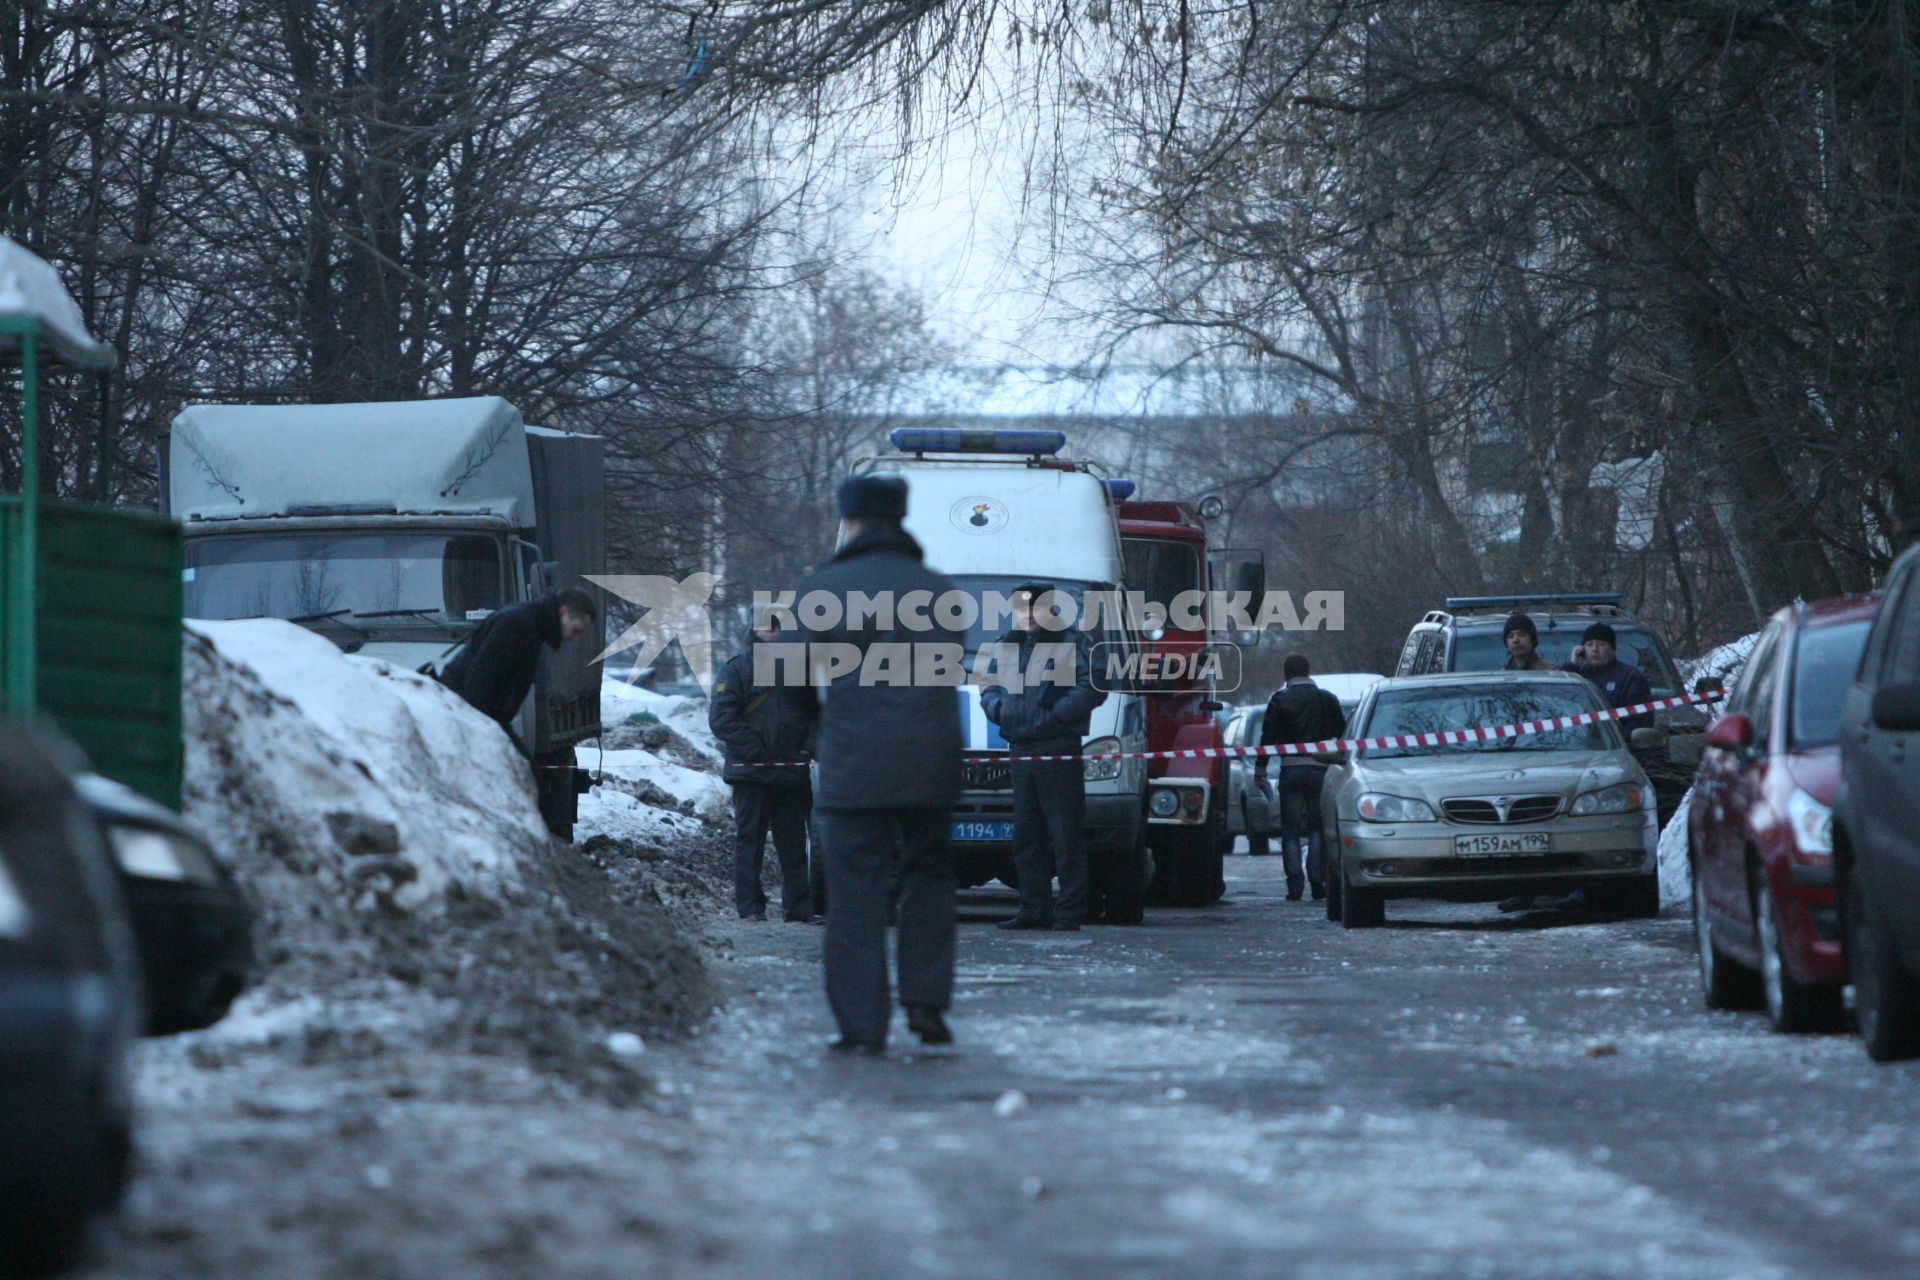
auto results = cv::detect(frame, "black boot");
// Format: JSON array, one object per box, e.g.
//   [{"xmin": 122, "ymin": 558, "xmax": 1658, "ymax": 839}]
[{"xmin": 906, "ymin": 1006, "xmax": 953, "ymax": 1045}]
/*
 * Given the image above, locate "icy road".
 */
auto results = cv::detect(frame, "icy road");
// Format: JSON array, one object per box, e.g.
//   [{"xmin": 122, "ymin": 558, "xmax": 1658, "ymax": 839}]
[{"xmin": 95, "ymin": 855, "xmax": 1920, "ymax": 1279}]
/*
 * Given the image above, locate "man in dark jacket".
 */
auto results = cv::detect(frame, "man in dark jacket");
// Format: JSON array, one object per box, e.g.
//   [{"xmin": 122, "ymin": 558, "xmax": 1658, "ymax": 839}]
[
  {"xmin": 710, "ymin": 620, "xmax": 819, "ymax": 922},
  {"xmin": 1254, "ymin": 654, "xmax": 1346, "ymax": 901},
  {"xmin": 1561, "ymin": 622, "xmax": 1655, "ymax": 733},
  {"xmin": 1503, "ymin": 613, "xmax": 1553, "ymax": 671},
  {"xmin": 795, "ymin": 474, "xmax": 964, "ymax": 1055},
  {"xmin": 980, "ymin": 583, "xmax": 1107, "ymax": 931},
  {"xmin": 441, "ymin": 588, "xmax": 597, "ymax": 750}
]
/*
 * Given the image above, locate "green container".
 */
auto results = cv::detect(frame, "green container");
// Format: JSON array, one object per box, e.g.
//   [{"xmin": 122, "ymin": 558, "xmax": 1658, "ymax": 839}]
[{"xmin": 0, "ymin": 496, "xmax": 184, "ymax": 808}]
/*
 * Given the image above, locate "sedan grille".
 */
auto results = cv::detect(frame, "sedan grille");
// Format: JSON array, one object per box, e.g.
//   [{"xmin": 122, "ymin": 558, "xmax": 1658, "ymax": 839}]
[{"xmin": 1441, "ymin": 795, "xmax": 1562, "ymax": 825}]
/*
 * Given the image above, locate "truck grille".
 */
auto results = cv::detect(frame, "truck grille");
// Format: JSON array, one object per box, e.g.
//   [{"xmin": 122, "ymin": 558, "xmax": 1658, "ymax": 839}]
[{"xmin": 1442, "ymin": 795, "xmax": 1561, "ymax": 824}]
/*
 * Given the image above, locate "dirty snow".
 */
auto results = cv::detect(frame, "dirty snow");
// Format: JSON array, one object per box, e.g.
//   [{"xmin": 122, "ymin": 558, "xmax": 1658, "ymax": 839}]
[
  {"xmin": 185, "ymin": 619, "xmax": 547, "ymax": 917},
  {"xmin": 1658, "ymin": 631, "xmax": 1757, "ymax": 911}
]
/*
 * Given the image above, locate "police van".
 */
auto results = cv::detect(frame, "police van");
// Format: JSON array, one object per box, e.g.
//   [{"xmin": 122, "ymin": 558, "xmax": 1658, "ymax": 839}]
[{"xmin": 851, "ymin": 428, "xmax": 1154, "ymax": 922}]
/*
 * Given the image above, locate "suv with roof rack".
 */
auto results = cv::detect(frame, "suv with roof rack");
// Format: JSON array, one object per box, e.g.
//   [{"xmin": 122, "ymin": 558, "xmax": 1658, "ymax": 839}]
[{"xmin": 1394, "ymin": 594, "xmax": 1708, "ymax": 822}]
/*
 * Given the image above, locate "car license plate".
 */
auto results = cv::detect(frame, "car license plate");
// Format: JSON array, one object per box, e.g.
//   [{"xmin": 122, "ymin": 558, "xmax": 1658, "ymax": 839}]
[
  {"xmin": 952, "ymin": 821, "xmax": 1014, "ymax": 842},
  {"xmin": 1454, "ymin": 832, "xmax": 1551, "ymax": 857}
]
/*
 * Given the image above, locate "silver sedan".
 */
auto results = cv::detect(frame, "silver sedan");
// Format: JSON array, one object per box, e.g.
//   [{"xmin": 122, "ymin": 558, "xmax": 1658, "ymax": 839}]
[{"xmin": 1322, "ymin": 671, "xmax": 1662, "ymax": 927}]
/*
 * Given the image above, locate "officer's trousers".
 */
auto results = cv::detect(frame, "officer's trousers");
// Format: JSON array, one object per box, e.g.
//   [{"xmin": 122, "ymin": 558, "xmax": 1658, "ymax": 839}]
[
  {"xmin": 731, "ymin": 782, "xmax": 812, "ymax": 919},
  {"xmin": 816, "ymin": 806, "xmax": 955, "ymax": 1048},
  {"xmin": 1010, "ymin": 757, "xmax": 1088, "ymax": 925}
]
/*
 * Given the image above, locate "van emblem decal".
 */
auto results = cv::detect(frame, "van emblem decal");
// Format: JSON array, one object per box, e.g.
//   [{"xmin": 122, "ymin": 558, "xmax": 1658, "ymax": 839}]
[{"xmin": 950, "ymin": 495, "xmax": 1009, "ymax": 535}]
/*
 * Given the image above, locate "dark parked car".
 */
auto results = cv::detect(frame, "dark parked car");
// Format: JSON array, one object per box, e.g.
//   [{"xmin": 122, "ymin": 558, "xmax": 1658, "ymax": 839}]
[
  {"xmin": 1690, "ymin": 595, "xmax": 1876, "ymax": 1032},
  {"xmin": 78, "ymin": 776, "xmax": 254, "ymax": 1035},
  {"xmin": 0, "ymin": 728, "xmax": 142, "ymax": 1275},
  {"xmin": 1835, "ymin": 546, "xmax": 1920, "ymax": 1060}
]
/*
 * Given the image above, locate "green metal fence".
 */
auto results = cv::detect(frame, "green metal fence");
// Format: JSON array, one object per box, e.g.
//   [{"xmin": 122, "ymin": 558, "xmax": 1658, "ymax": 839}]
[{"xmin": 1, "ymin": 313, "xmax": 184, "ymax": 810}]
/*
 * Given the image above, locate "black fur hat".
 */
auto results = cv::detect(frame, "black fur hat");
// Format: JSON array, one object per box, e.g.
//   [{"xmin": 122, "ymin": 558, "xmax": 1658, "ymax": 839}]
[{"xmin": 836, "ymin": 474, "xmax": 908, "ymax": 521}]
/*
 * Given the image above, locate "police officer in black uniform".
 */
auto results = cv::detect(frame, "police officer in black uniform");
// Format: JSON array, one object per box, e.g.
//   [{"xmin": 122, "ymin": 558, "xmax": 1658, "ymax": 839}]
[
  {"xmin": 981, "ymin": 582, "xmax": 1107, "ymax": 932},
  {"xmin": 710, "ymin": 619, "xmax": 818, "ymax": 921},
  {"xmin": 796, "ymin": 475, "xmax": 964, "ymax": 1054}
]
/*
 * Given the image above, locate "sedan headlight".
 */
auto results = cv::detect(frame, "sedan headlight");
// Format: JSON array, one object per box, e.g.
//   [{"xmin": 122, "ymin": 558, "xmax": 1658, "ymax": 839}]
[
  {"xmin": 109, "ymin": 825, "xmax": 221, "ymax": 884},
  {"xmin": 1356, "ymin": 793, "xmax": 1436, "ymax": 823},
  {"xmin": 1570, "ymin": 783, "xmax": 1644, "ymax": 817},
  {"xmin": 1786, "ymin": 788, "xmax": 1833, "ymax": 855},
  {"xmin": 1084, "ymin": 737, "xmax": 1123, "ymax": 783}
]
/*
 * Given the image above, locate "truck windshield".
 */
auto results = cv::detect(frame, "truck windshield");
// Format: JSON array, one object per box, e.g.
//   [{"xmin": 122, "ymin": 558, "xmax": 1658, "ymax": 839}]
[
  {"xmin": 1449, "ymin": 626, "xmax": 1682, "ymax": 697},
  {"xmin": 184, "ymin": 531, "xmax": 504, "ymax": 628},
  {"xmin": 1122, "ymin": 538, "xmax": 1202, "ymax": 618},
  {"xmin": 1359, "ymin": 681, "xmax": 1621, "ymax": 759}
]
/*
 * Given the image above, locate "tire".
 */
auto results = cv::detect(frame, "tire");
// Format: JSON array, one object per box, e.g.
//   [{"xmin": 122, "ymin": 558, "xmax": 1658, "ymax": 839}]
[
  {"xmin": 1099, "ymin": 835, "xmax": 1150, "ymax": 926},
  {"xmin": 1340, "ymin": 850, "xmax": 1385, "ymax": 928},
  {"xmin": 1693, "ymin": 860, "xmax": 1760, "ymax": 1010},
  {"xmin": 1325, "ymin": 825, "xmax": 1345, "ymax": 921},
  {"xmin": 1597, "ymin": 869, "xmax": 1660, "ymax": 919},
  {"xmin": 1147, "ymin": 823, "xmax": 1224, "ymax": 907},
  {"xmin": 1755, "ymin": 872, "xmax": 1844, "ymax": 1033},
  {"xmin": 1847, "ymin": 874, "xmax": 1920, "ymax": 1061}
]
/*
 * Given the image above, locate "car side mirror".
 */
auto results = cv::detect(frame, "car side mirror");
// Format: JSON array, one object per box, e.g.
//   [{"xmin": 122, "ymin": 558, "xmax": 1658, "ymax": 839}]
[
  {"xmin": 1871, "ymin": 681, "xmax": 1920, "ymax": 733},
  {"xmin": 1629, "ymin": 727, "xmax": 1667, "ymax": 754},
  {"xmin": 1692, "ymin": 675, "xmax": 1724, "ymax": 698},
  {"xmin": 1705, "ymin": 713, "xmax": 1753, "ymax": 751}
]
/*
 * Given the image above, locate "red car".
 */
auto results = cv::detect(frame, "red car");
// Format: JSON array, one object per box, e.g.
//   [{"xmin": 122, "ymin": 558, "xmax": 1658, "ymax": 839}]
[{"xmin": 1690, "ymin": 594, "xmax": 1878, "ymax": 1032}]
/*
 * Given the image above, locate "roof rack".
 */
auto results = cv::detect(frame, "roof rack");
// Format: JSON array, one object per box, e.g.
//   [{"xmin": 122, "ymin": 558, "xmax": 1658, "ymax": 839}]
[{"xmin": 1442, "ymin": 593, "xmax": 1625, "ymax": 614}]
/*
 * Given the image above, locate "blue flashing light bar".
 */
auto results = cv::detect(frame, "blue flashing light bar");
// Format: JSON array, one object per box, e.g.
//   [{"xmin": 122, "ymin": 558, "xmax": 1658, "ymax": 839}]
[
  {"xmin": 1444, "ymin": 593, "xmax": 1624, "ymax": 610},
  {"xmin": 1106, "ymin": 479, "xmax": 1137, "ymax": 501},
  {"xmin": 890, "ymin": 427, "xmax": 1065, "ymax": 456}
]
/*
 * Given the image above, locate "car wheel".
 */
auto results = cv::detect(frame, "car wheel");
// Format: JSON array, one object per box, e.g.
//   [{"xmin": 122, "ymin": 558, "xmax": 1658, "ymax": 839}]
[
  {"xmin": 1847, "ymin": 874, "xmax": 1920, "ymax": 1061},
  {"xmin": 1597, "ymin": 869, "xmax": 1660, "ymax": 919},
  {"xmin": 1755, "ymin": 872, "xmax": 1844, "ymax": 1033},
  {"xmin": 1100, "ymin": 835, "xmax": 1150, "ymax": 926},
  {"xmin": 1340, "ymin": 851, "xmax": 1384, "ymax": 929},
  {"xmin": 1693, "ymin": 860, "xmax": 1759, "ymax": 1010},
  {"xmin": 1325, "ymin": 825, "xmax": 1344, "ymax": 921}
]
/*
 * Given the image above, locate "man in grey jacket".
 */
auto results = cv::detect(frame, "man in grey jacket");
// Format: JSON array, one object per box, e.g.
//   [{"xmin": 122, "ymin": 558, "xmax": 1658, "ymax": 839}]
[{"xmin": 795, "ymin": 474, "xmax": 964, "ymax": 1055}]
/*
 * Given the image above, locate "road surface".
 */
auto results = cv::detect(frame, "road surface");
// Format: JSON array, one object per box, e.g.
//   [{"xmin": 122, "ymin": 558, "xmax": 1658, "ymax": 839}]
[{"xmin": 94, "ymin": 854, "xmax": 1920, "ymax": 1278}]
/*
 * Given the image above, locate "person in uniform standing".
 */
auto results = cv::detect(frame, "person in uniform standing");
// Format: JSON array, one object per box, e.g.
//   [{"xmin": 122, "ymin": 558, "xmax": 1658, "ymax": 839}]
[
  {"xmin": 796, "ymin": 475, "xmax": 964, "ymax": 1054},
  {"xmin": 709, "ymin": 619, "xmax": 818, "ymax": 922},
  {"xmin": 981, "ymin": 583, "xmax": 1107, "ymax": 931}
]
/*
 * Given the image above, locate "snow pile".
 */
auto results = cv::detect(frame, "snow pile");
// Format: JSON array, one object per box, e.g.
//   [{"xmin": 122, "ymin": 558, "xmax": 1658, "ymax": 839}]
[
  {"xmin": 580, "ymin": 678, "xmax": 730, "ymax": 839},
  {"xmin": 182, "ymin": 620, "xmax": 549, "ymax": 935},
  {"xmin": 1658, "ymin": 630, "xmax": 1759, "ymax": 911}
]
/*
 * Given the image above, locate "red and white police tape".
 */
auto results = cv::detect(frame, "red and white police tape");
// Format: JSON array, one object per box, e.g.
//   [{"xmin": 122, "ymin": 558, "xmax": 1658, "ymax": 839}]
[{"xmin": 578, "ymin": 687, "xmax": 1726, "ymax": 770}]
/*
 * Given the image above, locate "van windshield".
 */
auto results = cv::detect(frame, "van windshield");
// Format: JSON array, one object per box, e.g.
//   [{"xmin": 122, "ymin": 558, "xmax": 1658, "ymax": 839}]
[
  {"xmin": 948, "ymin": 576, "xmax": 1132, "ymax": 659},
  {"xmin": 184, "ymin": 530, "xmax": 505, "ymax": 631}
]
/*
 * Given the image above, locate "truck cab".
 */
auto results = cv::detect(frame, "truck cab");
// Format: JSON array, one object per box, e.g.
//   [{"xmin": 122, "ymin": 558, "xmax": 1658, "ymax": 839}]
[
  {"xmin": 164, "ymin": 397, "xmax": 604, "ymax": 836},
  {"xmin": 1117, "ymin": 491, "xmax": 1262, "ymax": 906},
  {"xmin": 855, "ymin": 428, "xmax": 1153, "ymax": 922}
]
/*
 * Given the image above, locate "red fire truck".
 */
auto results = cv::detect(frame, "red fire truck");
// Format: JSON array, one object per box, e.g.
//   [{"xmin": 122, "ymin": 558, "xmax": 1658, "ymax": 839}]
[{"xmin": 1115, "ymin": 486, "xmax": 1265, "ymax": 907}]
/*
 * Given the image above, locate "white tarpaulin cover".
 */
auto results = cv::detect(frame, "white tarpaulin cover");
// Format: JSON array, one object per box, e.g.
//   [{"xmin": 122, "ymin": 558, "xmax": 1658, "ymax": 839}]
[
  {"xmin": 170, "ymin": 396, "xmax": 536, "ymax": 525},
  {"xmin": 0, "ymin": 235, "xmax": 114, "ymax": 368}
]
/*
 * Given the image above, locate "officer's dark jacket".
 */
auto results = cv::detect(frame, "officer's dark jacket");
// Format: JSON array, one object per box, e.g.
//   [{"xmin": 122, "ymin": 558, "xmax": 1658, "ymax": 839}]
[
  {"xmin": 1259, "ymin": 679, "xmax": 1345, "ymax": 771},
  {"xmin": 979, "ymin": 628, "xmax": 1107, "ymax": 754},
  {"xmin": 441, "ymin": 596, "xmax": 562, "ymax": 735},
  {"xmin": 1561, "ymin": 658, "xmax": 1656, "ymax": 733},
  {"xmin": 793, "ymin": 523, "xmax": 963, "ymax": 812},
  {"xmin": 709, "ymin": 645, "xmax": 817, "ymax": 788}
]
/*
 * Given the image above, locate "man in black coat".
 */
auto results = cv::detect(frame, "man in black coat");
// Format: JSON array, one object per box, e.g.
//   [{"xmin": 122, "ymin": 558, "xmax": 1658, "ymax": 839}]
[
  {"xmin": 1255, "ymin": 654, "xmax": 1346, "ymax": 901},
  {"xmin": 1561, "ymin": 622, "xmax": 1655, "ymax": 733},
  {"xmin": 710, "ymin": 620, "xmax": 819, "ymax": 922},
  {"xmin": 441, "ymin": 588, "xmax": 597, "ymax": 750},
  {"xmin": 980, "ymin": 583, "xmax": 1107, "ymax": 931},
  {"xmin": 795, "ymin": 474, "xmax": 964, "ymax": 1055}
]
